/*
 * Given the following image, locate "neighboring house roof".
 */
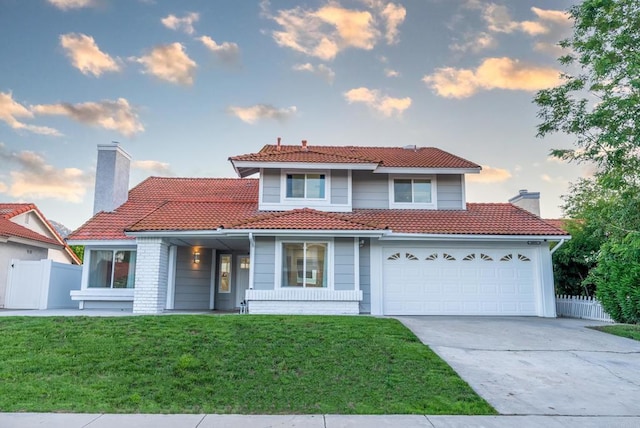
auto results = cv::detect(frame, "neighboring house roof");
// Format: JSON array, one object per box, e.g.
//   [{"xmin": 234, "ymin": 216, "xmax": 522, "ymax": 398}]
[
  {"xmin": 229, "ymin": 144, "xmax": 481, "ymax": 176},
  {"xmin": 0, "ymin": 203, "xmax": 81, "ymax": 263},
  {"xmin": 0, "ymin": 218, "xmax": 61, "ymax": 246},
  {"xmin": 544, "ymin": 218, "xmax": 569, "ymax": 232}
]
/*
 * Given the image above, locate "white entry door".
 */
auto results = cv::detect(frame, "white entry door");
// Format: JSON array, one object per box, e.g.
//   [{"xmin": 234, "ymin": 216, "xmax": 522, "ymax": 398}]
[
  {"xmin": 382, "ymin": 247, "xmax": 538, "ymax": 315},
  {"xmin": 235, "ymin": 256, "xmax": 250, "ymax": 307}
]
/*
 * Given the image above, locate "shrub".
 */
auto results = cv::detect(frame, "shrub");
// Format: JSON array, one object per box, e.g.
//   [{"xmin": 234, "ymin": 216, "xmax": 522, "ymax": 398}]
[{"xmin": 591, "ymin": 234, "xmax": 640, "ymax": 324}]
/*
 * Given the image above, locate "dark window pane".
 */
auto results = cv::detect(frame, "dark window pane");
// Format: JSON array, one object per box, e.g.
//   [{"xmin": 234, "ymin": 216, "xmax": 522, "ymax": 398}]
[{"xmin": 394, "ymin": 179, "xmax": 412, "ymax": 203}]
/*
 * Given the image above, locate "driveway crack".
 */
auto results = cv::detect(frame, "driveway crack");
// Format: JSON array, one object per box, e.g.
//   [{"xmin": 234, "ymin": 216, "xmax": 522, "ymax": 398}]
[{"xmin": 570, "ymin": 351, "xmax": 640, "ymax": 389}]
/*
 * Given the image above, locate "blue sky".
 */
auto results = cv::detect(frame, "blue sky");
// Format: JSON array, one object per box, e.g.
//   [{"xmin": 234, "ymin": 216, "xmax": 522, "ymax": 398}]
[{"xmin": 0, "ymin": 0, "xmax": 585, "ymax": 230}]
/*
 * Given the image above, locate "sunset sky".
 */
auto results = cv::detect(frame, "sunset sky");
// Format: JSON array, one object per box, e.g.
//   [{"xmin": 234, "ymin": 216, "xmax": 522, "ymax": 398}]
[{"xmin": 0, "ymin": 0, "xmax": 586, "ymax": 230}]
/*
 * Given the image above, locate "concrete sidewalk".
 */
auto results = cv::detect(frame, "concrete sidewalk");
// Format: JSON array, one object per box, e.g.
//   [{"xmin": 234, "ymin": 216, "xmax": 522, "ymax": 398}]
[{"xmin": 1, "ymin": 413, "xmax": 640, "ymax": 428}]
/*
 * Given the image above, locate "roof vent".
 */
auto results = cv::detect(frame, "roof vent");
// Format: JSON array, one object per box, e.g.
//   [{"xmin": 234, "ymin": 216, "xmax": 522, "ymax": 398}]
[
  {"xmin": 403, "ymin": 144, "xmax": 417, "ymax": 150},
  {"xmin": 301, "ymin": 139, "xmax": 308, "ymax": 151},
  {"xmin": 277, "ymin": 137, "xmax": 281, "ymax": 151}
]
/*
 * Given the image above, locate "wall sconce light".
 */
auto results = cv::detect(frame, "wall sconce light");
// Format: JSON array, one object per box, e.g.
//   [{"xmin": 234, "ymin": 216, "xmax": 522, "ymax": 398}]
[
  {"xmin": 193, "ymin": 251, "xmax": 201, "ymax": 264},
  {"xmin": 359, "ymin": 239, "xmax": 365, "ymax": 248}
]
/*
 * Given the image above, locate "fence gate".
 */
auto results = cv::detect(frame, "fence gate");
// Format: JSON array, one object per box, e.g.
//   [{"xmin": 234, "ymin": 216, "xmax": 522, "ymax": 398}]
[
  {"xmin": 5, "ymin": 259, "xmax": 81, "ymax": 310},
  {"xmin": 5, "ymin": 260, "xmax": 46, "ymax": 309}
]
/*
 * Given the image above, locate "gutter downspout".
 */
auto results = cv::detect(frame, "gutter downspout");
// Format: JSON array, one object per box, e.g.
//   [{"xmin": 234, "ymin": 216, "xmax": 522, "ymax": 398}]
[
  {"xmin": 248, "ymin": 232, "xmax": 255, "ymax": 291},
  {"xmin": 550, "ymin": 238, "xmax": 566, "ymax": 255}
]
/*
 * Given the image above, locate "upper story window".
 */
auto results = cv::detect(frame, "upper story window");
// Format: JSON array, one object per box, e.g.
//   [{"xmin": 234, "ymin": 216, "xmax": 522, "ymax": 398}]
[
  {"xmin": 389, "ymin": 176, "xmax": 437, "ymax": 209},
  {"xmin": 285, "ymin": 173, "xmax": 326, "ymax": 199}
]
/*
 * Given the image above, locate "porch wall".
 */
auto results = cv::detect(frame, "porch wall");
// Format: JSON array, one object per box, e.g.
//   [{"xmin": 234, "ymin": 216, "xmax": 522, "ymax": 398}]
[
  {"xmin": 174, "ymin": 247, "xmax": 212, "ymax": 310},
  {"xmin": 253, "ymin": 236, "xmax": 276, "ymax": 290}
]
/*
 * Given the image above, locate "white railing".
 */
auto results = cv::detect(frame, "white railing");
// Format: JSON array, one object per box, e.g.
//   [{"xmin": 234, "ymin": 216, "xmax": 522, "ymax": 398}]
[{"xmin": 556, "ymin": 295, "xmax": 614, "ymax": 323}]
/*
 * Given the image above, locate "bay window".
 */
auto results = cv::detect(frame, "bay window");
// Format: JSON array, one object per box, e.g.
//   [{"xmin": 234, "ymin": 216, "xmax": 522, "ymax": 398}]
[{"xmin": 88, "ymin": 249, "xmax": 136, "ymax": 288}]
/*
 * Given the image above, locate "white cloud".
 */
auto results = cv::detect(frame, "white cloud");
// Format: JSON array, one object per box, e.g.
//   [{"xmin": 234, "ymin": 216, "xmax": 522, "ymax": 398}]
[
  {"xmin": 47, "ymin": 0, "xmax": 97, "ymax": 10},
  {"xmin": 455, "ymin": 3, "xmax": 571, "ymax": 56},
  {"xmin": 161, "ymin": 12, "xmax": 200, "ymax": 35},
  {"xmin": 531, "ymin": 7, "xmax": 571, "ymax": 26},
  {"xmin": 132, "ymin": 160, "xmax": 173, "ymax": 176},
  {"xmin": 384, "ymin": 68, "xmax": 400, "ymax": 77},
  {"xmin": 199, "ymin": 36, "xmax": 241, "ymax": 65},
  {"xmin": 0, "ymin": 91, "xmax": 61, "ymax": 136},
  {"xmin": 0, "ymin": 144, "xmax": 90, "ymax": 203},
  {"xmin": 265, "ymin": 1, "xmax": 404, "ymax": 60},
  {"xmin": 466, "ymin": 165, "xmax": 512, "ymax": 183},
  {"xmin": 60, "ymin": 33, "xmax": 121, "ymax": 77},
  {"xmin": 422, "ymin": 57, "xmax": 561, "ymax": 98},
  {"xmin": 32, "ymin": 98, "xmax": 144, "ymax": 137},
  {"xmin": 379, "ymin": 2, "xmax": 406, "ymax": 44},
  {"xmin": 228, "ymin": 104, "xmax": 297, "ymax": 124},
  {"xmin": 450, "ymin": 31, "xmax": 496, "ymax": 53},
  {"xmin": 0, "ymin": 181, "xmax": 7, "ymax": 193},
  {"xmin": 292, "ymin": 62, "xmax": 335, "ymax": 83},
  {"xmin": 481, "ymin": 3, "xmax": 546, "ymax": 35},
  {"xmin": 344, "ymin": 87, "xmax": 411, "ymax": 117},
  {"xmin": 133, "ymin": 43, "xmax": 196, "ymax": 85}
]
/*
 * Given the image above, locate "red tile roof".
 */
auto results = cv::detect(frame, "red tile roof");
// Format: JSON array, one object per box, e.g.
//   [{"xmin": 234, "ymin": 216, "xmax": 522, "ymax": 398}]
[
  {"xmin": 127, "ymin": 201, "xmax": 259, "ymax": 231},
  {"xmin": 70, "ymin": 178, "xmax": 567, "ymax": 240},
  {"xmin": 68, "ymin": 177, "xmax": 259, "ymax": 240},
  {"xmin": 230, "ymin": 145, "xmax": 480, "ymax": 169},
  {"xmin": 0, "ymin": 203, "xmax": 80, "ymax": 261},
  {"xmin": 0, "ymin": 218, "xmax": 61, "ymax": 246},
  {"xmin": 350, "ymin": 204, "xmax": 567, "ymax": 235},
  {"xmin": 230, "ymin": 208, "xmax": 383, "ymax": 230}
]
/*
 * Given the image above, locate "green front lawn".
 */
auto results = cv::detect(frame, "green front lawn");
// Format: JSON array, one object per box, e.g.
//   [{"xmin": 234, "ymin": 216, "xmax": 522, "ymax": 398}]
[
  {"xmin": 0, "ymin": 315, "xmax": 494, "ymax": 415},
  {"xmin": 591, "ymin": 324, "xmax": 640, "ymax": 341}
]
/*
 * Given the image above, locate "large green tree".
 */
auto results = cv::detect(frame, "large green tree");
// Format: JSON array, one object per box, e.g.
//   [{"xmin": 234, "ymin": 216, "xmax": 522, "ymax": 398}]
[{"xmin": 534, "ymin": 0, "xmax": 640, "ymax": 323}]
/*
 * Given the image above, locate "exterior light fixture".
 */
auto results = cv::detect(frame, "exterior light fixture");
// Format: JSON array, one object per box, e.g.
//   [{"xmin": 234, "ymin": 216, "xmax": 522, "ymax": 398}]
[{"xmin": 193, "ymin": 251, "xmax": 201, "ymax": 264}]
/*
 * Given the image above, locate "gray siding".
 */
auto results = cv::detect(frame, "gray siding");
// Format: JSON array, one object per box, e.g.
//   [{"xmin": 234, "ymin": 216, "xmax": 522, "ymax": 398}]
[
  {"xmin": 334, "ymin": 238, "xmax": 355, "ymax": 291},
  {"xmin": 352, "ymin": 171, "xmax": 389, "ymax": 209},
  {"xmin": 436, "ymin": 174, "xmax": 464, "ymax": 209},
  {"xmin": 262, "ymin": 169, "xmax": 280, "ymax": 203},
  {"xmin": 352, "ymin": 171, "xmax": 464, "ymax": 210},
  {"xmin": 254, "ymin": 237, "xmax": 275, "ymax": 290},
  {"xmin": 359, "ymin": 238, "xmax": 371, "ymax": 313},
  {"xmin": 330, "ymin": 170, "xmax": 349, "ymax": 205},
  {"xmin": 174, "ymin": 247, "xmax": 211, "ymax": 310}
]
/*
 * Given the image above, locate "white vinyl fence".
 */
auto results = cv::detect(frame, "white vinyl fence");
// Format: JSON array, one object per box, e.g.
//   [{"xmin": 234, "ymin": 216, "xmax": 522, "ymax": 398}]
[
  {"xmin": 556, "ymin": 295, "xmax": 614, "ymax": 323},
  {"xmin": 5, "ymin": 259, "xmax": 81, "ymax": 309}
]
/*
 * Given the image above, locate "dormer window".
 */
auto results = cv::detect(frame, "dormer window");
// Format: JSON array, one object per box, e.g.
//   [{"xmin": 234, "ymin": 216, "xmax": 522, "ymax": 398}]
[
  {"xmin": 389, "ymin": 176, "xmax": 437, "ymax": 209},
  {"xmin": 285, "ymin": 173, "xmax": 326, "ymax": 199}
]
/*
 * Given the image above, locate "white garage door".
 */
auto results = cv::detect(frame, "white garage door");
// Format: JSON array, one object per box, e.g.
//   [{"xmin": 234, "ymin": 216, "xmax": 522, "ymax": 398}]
[{"xmin": 383, "ymin": 247, "xmax": 537, "ymax": 315}]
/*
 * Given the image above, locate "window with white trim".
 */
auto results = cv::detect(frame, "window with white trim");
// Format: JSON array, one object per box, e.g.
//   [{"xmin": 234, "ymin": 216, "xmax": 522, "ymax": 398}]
[
  {"xmin": 88, "ymin": 250, "xmax": 136, "ymax": 288},
  {"xmin": 285, "ymin": 173, "xmax": 326, "ymax": 199},
  {"xmin": 389, "ymin": 176, "xmax": 437, "ymax": 209},
  {"xmin": 281, "ymin": 242, "xmax": 328, "ymax": 288}
]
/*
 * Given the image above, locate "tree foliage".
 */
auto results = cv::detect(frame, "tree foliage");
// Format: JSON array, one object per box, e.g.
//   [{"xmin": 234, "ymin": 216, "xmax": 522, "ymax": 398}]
[{"xmin": 534, "ymin": 0, "xmax": 640, "ymax": 322}]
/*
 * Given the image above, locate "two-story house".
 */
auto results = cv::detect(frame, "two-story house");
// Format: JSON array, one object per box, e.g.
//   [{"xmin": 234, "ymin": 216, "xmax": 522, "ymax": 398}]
[{"xmin": 67, "ymin": 141, "xmax": 568, "ymax": 317}]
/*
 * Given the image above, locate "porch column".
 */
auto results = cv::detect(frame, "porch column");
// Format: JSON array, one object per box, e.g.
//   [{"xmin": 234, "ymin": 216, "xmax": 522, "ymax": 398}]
[{"xmin": 133, "ymin": 237, "xmax": 169, "ymax": 314}]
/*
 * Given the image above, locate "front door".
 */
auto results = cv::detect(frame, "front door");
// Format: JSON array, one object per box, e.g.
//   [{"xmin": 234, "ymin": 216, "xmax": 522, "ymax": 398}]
[{"xmin": 235, "ymin": 255, "xmax": 250, "ymax": 307}]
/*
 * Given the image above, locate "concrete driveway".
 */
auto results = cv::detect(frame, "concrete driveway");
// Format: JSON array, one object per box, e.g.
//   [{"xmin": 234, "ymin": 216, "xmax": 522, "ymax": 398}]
[{"xmin": 396, "ymin": 316, "xmax": 640, "ymax": 416}]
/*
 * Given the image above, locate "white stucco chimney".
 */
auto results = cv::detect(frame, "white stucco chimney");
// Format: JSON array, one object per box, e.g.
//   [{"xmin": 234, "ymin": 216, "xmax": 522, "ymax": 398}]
[
  {"xmin": 509, "ymin": 189, "xmax": 540, "ymax": 217},
  {"xmin": 93, "ymin": 142, "xmax": 131, "ymax": 215}
]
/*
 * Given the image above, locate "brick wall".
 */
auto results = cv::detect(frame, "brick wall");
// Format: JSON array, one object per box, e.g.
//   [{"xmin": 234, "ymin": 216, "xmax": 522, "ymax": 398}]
[{"xmin": 133, "ymin": 237, "xmax": 169, "ymax": 314}]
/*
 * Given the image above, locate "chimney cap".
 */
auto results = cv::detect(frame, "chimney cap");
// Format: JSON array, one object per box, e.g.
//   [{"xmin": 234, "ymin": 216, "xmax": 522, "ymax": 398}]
[{"xmin": 97, "ymin": 142, "xmax": 131, "ymax": 160}]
